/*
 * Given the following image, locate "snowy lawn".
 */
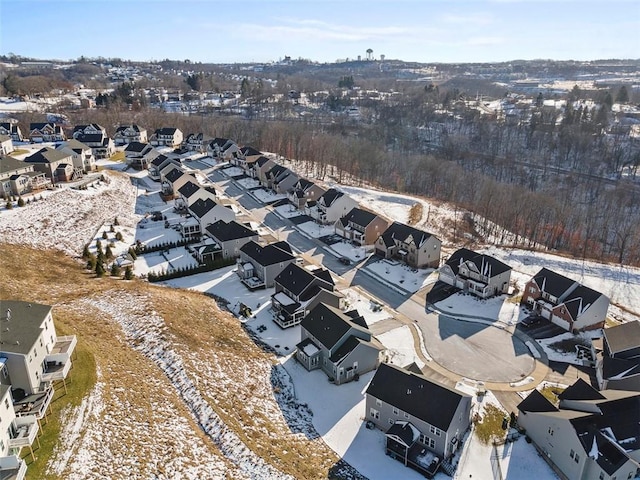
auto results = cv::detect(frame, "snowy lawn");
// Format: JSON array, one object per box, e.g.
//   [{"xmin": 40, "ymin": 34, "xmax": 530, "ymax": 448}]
[
  {"xmin": 297, "ymin": 221, "xmax": 335, "ymax": 238},
  {"xmin": 273, "ymin": 203, "xmax": 304, "ymax": 219},
  {"xmin": 377, "ymin": 325, "xmax": 425, "ymax": 368},
  {"xmin": 135, "ymin": 247, "xmax": 199, "ymax": 277},
  {"xmin": 325, "ymin": 241, "xmax": 373, "ymax": 263},
  {"xmin": 219, "ymin": 166, "xmax": 245, "ymax": 177},
  {"xmin": 87, "ymin": 222, "xmax": 136, "ymax": 258},
  {"xmin": 252, "ymin": 188, "xmax": 287, "ymax": 204},
  {"xmin": 433, "ymin": 292, "xmax": 526, "ymax": 326},
  {"xmin": 363, "ymin": 257, "xmax": 437, "ymax": 293},
  {"xmin": 236, "ymin": 177, "xmax": 261, "ymax": 189},
  {"xmin": 536, "ymin": 331, "xmax": 601, "ymax": 366}
]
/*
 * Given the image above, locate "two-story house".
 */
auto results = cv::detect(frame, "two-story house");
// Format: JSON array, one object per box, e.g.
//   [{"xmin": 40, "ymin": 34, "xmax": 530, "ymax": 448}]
[
  {"xmin": 0, "ymin": 135, "xmax": 13, "ymax": 156},
  {"xmin": 113, "ymin": 124, "xmax": 147, "ymax": 145},
  {"xmin": 365, "ymin": 363, "xmax": 472, "ymax": 475},
  {"xmin": 203, "ymin": 220, "xmax": 259, "ymax": 262},
  {"xmin": 0, "ymin": 301, "xmax": 77, "ymax": 422},
  {"xmin": 0, "ymin": 123, "xmax": 24, "ymax": 142},
  {"xmin": 150, "ymin": 127, "xmax": 183, "ymax": 147},
  {"xmin": 184, "ymin": 133, "xmax": 205, "ymax": 152},
  {"xmin": 72, "ymin": 124, "xmax": 114, "ymax": 159},
  {"xmin": 0, "ymin": 384, "xmax": 37, "ymax": 480},
  {"xmin": 233, "ymin": 145, "xmax": 262, "ymax": 169},
  {"xmin": 236, "ymin": 240, "xmax": 296, "ymax": 289},
  {"xmin": 175, "ymin": 181, "xmax": 216, "ymax": 212},
  {"xmin": 207, "ymin": 138, "xmax": 238, "ymax": 162},
  {"xmin": 29, "ymin": 123, "xmax": 65, "ymax": 143},
  {"xmin": 56, "ymin": 138, "xmax": 96, "ymax": 174},
  {"xmin": 307, "ymin": 188, "xmax": 358, "ymax": 225},
  {"xmin": 517, "ymin": 379, "xmax": 640, "ymax": 480},
  {"xmin": 596, "ymin": 321, "xmax": 640, "ymax": 392},
  {"xmin": 375, "ymin": 222, "xmax": 441, "ymax": 269},
  {"xmin": 263, "ymin": 164, "xmax": 288, "ymax": 190},
  {"xmin": 186, "ymin": 197, "xmax": 236, "ymax": 239},
  {"xmin": 271, "ymin": 264, "xmax": 342, "ymax": 328},
  {"xmin": 438, "ymin": 248, "xmax": 512, "ymax": 299},
  {"xmin": 335, "ymin": 207, "xmax": 390, "ymax": 246},
  {"xmin": 0, "ymin": 155, "xmax": 49, "ymax": 198},
  {"xmin": 273, "ymin": 170, "xmax": 299, "ymax": 195},
  {"xmin": 24, "ymin": 147, "xmax": 76, "ymax": 183},
  {"xmin": 296, "ymin": 303, "xmax": 383, "ymax": 385},
  {"xmin": 124, "ymin": 142, "xmax": 158, "ymax": 170},
  {"xmin": 522, "ymin": 268, "xmax": 609, "ymax": 331},
  {"xmin": 250, "ymin": 156, "xmax": 276, "ymax": 183},
  {"xmin": 287, "ymin": 178, "xmax": 326, "ymax": 210},
  {"xmin": 148, "ymin": 154, "xmax": 180, "ymax": 181}
]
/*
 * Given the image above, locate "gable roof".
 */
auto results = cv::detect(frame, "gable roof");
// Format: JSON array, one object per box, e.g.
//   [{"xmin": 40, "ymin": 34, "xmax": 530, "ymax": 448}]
[
  {"xmin": 604, "ymin": 321, "xmax": 640, "ymax": 355},
  {"xmin": 24, "ymin": 147, "xmax": 71, "ymax": 164},
  {"xmin": 366, "ymin": 363, "xmax": 471, "ymax": 432},
  {"xmin": 124, "ymin": 141, "xmax": 149, "ymax": 153},
  {"xmin": 164, "ymin": 168, "xmax": 185, "ymax": 183},
  {"xmin": 59, "ymin": 138, "xmax": 91, "ymax": 152},
  {"xmin": 155, "ymin": 127, "xmax": 179, "ymax": 136},
  {"xmin": 339, "ymin": 207, "xmax": 381, "ymax": 228},
  {"xmin": 205, "ymin": 220, "xmax": 257, "ymax": 242},
  {"xmin": 318, "ymin": 188, "xmax": 343, "ymax": 207},
  {"xmin": 602, "ymin": 356, "xmax": 640, "ymax": 381},
  {"xmin": 239, "ymin": 240, "xmax": 294, "ymax": 267},
  {"xmin": 517, "ymin": 389, "xmax": 559, "ymax": 413},
  {"xmin": 562, "ymin": 285, "xmax": 605, "ymax": 321},
  {"xmin": 530, "ymin": 268, "xmax": 577, "ymax": 298},
  {"xmin": 444, "ymin": 248, "xmax": 511, "ymax": 278},
  {"xmin": 266, "ymin": 164, "xmax": 287, "ymax": 179},
  {"xmin": 379, "ymin": 221, "xmax": 439, "ymax": 249},
  {"xmin": 558, "ymin": 378, "xmax": 606, "ymax": 401},
  {"xmin": 178, "ymin": 181, "xmax": 201, "ymax": 199},
  {"xmin": 301, "ymin": 303, "xmax": 370, "ymax": 351},
  {"xmin": 0, "ymin": 155, "xmax": 31, "ymax": 175},
  {"xmin": 240, "ymin": 146, "xmax": 261, "ymax": 156},
  {"xmin": 115, "ymin": 124, "xmax": 144, "ymax": 133},
  {"xmin": 189, "ymin": 197, "xmax": 219, "ymax": 219}
]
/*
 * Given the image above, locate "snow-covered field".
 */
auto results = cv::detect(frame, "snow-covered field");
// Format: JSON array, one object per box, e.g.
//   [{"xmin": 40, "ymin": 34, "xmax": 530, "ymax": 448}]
[{"xmin": 363, "ymin": 257, "xmax": 437, "ymax": 293}]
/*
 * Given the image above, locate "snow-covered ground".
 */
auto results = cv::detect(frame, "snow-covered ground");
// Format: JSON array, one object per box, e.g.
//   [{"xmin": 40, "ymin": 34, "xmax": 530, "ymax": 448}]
[
  {"xmin": 297, "ymin": 220, "xmax": 335, "ymax": 238},
  {"xmin": 363, "ymin": 257, "xmax": 437, "ymax": 294}
]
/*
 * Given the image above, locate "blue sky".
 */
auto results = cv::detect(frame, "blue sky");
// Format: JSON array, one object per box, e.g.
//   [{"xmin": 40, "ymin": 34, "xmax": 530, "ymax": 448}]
[{"xmin": 1, "ymin": 0, "xmax": 638, "ymax": 63}]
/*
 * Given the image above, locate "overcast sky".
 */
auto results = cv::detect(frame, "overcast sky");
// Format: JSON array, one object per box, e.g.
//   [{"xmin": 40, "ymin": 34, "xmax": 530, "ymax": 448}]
[{"xmin": 1, "ymin": 0, "xmax": 638, "ymax": 64}]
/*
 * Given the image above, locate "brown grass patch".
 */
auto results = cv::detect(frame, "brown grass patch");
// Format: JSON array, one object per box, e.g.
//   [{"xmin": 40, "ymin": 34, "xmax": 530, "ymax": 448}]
[{"xmin": 407, "ymin": 202, "xmax": 423, "ymax": 225}]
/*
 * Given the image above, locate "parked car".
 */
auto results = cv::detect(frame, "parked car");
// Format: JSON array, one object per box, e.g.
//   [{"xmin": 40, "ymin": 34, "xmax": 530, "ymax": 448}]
[
  {"xmin": 338, "ymin": 256, "xmax": 351, "ymax": 265},
  {"xmin": 521, "ymin": 316, "xmax": 544, "ymax": 328}
]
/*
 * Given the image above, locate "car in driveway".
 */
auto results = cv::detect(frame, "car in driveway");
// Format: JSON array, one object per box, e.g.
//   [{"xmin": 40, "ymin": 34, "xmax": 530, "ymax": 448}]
[
  {"xmin": 338, "ymin": 256, "xmax": 352, "ymax": 265},
  {"xmin": 520, "ymin": 315, "xmax": 544, "ymax": 328}
]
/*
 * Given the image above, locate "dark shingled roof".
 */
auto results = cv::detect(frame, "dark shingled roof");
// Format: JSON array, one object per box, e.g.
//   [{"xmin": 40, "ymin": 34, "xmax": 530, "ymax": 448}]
[
  {"xmin": 164, "ymin": 168, "xmax": 185, "ymax": 183},
  {"xmin": 254, "ymin": 156, "xmax": 272, "ymax": 167},
  {"xmin": 205, "ymin": 220, "xmax": 257, "ymax": 242},
  {"xmin": 115, "ymin": 124, "xmax": 143, "ymax": 133},
  {"xmin": 603, "ymin": 321, "xmax": 640, "ymax": 356},
  {"xmin": 240, "ymin": 146, "xmax": 261, "ymax": 156},
  {"xmin": 602, "ymin": 356, "xmax": 640, "ymax": 380},
  {"xmin": 558, "ymin": 378, "xmax": 605, "ymax": 401},
  {"xmin": 24, "ymin": 147, "xmax": 70, "ymax": 164},
  {"xmin": 1, "ymin": 155, "xmax": 30, "ymax": 175},
  {"xmin": 189, "ymin": 197, "xmax": 218, "ymax": 219},
  {"xmin": 178, "ymin": 181, "xmax": 201, "ymax": 199},
  {"xmin": 517, "ymin": 389, "xmax": 559, "ymax": 413},
  {"xmin": 239, "ymin": 240, "xmax": 294, "ymax": 267},
  {"xmin": 0, "ymin": 300, "xmax": 53, "ymax": 355},
  {"xmin": 274, "ymin": 264, "xmax": 334, "ymax": 299},
  {"xmin": 155, "ymin": 127, "xmax": 179, "ymax": 135},
  {"xmin": 379, "ymin": 222, "xmax": 438, "ymax": 249},
  {"xmin": 124, "ymin": 141, "xmax": 149, "ymax": 153},
  {"xmin": 339, "ymin": 207, "xmax": 380, "ymax": 228},
  {"xmin": 562, "ymin": 285, "xmax": 604, "ymax": 321},
  {"xmin": 443, "ymin": 248, "xmax": 511, "ymax": 278},
  {"xmin": 301, "ymin": 303, "xmax": 369, "ymax": 351},
  {"xmin": 366, "ymin": 363, "xmax": 471, "ymax": 432},
  {"xmin": 318, "ymin": 188, "xmax": 343, "ymax": 207},
  {"xmin": 530, "ymin": 268, "xmax": 577, "ymax": 299}
]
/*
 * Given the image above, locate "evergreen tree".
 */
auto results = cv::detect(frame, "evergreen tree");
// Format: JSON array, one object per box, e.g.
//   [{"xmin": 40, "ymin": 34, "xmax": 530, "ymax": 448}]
[
  {"xmin": 5, "ymin": 200, "xmax": 12, "ymax": 210},
  {"xmin": 615, "ymin": 85, "xmax": 629, "ymax": 103},
  {"xmin": 115, "ymin": 231, "xmax": 123, "ymax": 241},
  {"xmin": 128, "ymin": 247, "xmax": 137, "ymax": 260},
  {"xmin": 86, "ymin": 254, "xmax": 96, "ymax": 270},
  {"xmin": 124, "ymin": 266, "xmax": 133, "ymax": 280},
  {"xmin": 110, "ymin": 224, "xmax": 115, "ymax": 233},
  {"xmin": 95, "ymin": 261, "xmax": 106, "ymax": 277},
  {"xmin": 105, "ymin": 245, "xmax": 114, "ymax": 259},
  {"xmin": 82, "ymin": 243, "xmax": 91, "ymax": 259},
  {"xmin": 96, "ymin": 239, "xmax": 103, "ymax": 255},
  {"xmin": 114, "ymin": 217, "xmax": 119, "ymax": 226},
  {"xmin": 102, "ymin": 231, "xmax": 108, "ymax": 240},
  {"xmin": 110, "ymin": 263, "xmax": 121, "ymax": 277},
  {"xmin": 17, "ymin": 197, "xmax": 24, "ymax": 207}
]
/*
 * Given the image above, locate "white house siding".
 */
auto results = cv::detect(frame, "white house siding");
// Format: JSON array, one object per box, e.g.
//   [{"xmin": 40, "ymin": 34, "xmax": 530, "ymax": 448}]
[
  {"xmin": 415, "ymin": 236, "xmax": 441, "ymax": 269},
  {"xmin": 572, "ymin": 295, "xmax": 609, "ymax": 331}
]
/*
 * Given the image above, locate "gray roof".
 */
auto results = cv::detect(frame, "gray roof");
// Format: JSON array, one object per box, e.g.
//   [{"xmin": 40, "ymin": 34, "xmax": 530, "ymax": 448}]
[
  {"xmin": 366, "ymin": 363, "xmax": 471, "ymax": 432},
  {"xmin": 339, "ymin": 207, "xmax": 381, "ymax": 228},
  {"xmin": 178, "ymin": 181, "xmax": 201, "ymax": 199},
  {"xmin": 444, "ymin": 247, "xmax": 511, "ymax": 278},
  {"xmin": 379, "ymin": 222, "xmax": 438, "ymax": 249},
  {"xmin": 0, "ymin": 155, "xmax": 30, "ymax": 175},
  {"xmin": 205, "ymin": 220, "xmax": 257, "ymax": 242},
  {"xmin": 25, "ymin": 147, "xmax": 71, "ymax": 164},
  {"xmin": 0, "ymin": 300, "xmax": 52, "ymax": 355},
  {"xmin": 301, "ymin": 303, "xmax": 369, "ymax": 351},
  {"xmin": 239, "ymin": 240, "xmax": 294, "ymax": 267},
  {"xmin": 604, "ymin": 321, "xmax": 640, "ymax": 355},
  {"xmin": 189, "ymin": 197, "xmax": 218, "ymax": 219}
]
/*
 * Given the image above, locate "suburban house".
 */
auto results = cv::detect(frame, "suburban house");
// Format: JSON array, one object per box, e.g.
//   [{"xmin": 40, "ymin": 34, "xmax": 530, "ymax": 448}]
[
  {"xmin": 207, "ymin": 138, "xmax": 238, "ymax": 161},
  {"xmin": 175, "ymin": 181, "xmax": 216, "ymax": 211},
  {"xmin": 148, "ymin": 154, "xmax": 180, "ymax": 181},
  {"xmin": 287, "ymin": 178, "xmax": 326, "ymax": 210},
  {"xmin": 72, "ymin": 124, "xmax": 115, "ymax": 159},
  {"xmin": 0, "ymin": 155, "xmax": 50, "ymax": 198},
  {"xmin": 273, "ymin": 170, "xmax": 299, "ymax": 195},
  {"xmin": 271, "ymin": 263, "xmax": 342, "ymax": 328},
  {"xmin": 0, "ymin": 122, "xmax": 24, "ymax": 142},
  {"xmin": 0, "ymin": 135, "xmax": 13, "ymax": 155},
  {"xmin": 264, "ymin": 163, "xmax": 288, "ymax": 189},
  {"xmin": 438, "ymin": 248, "xmax": 512, "ymax": 299},
  {"xmin": 0, "ymin": 301, "xmax": 77, "ymax": 424},
  {"xmin": 517, "ymin": 379, "xmax": 640, "ymax": 480},
  {"xmin": 161, "ymin": 167, "xmax": 199, "ymax": 198},
  {"xmin": 307, "ymin": 188, "xmax": 358, "ymax": 225},
  {"xmin": 375, "ymin": 222, "xmax": 442, "ymax": 269},
  {"xmin": 250, "ymin": 156, "xmax": 276, "ymax": 183},
  {"xmin": 29, "ymin": 123, "xmax": 65, "ymax": 143},
  {"xmin": 113, "ymin": 124, "xmax": 147, "ymax": 145},
  {"xmin": 150, "ymin": 127, "xmax": 183, "ymax": 147},
  {"xmin": 522, "ymin": 268, "xmax": 609, "ymax": 331},
  {"xmin": 185, "ymin": 197, "xmax": 235, "ymax": 239},
  {"xmin": 596, "ymin": 321, "xmax": 640, "ymax": 392},
  {"xmin": 295, "ymin": 303, "xmax": 383, "ymax": 385},
  {"xmin": 365, "ymin": 363, "xmax": 472, "ymax": 476},
  {"xmin": 184, "ymin": 133, "xmax": 205, "ymax": 152},
  {"xmin": 24, "ymin": 147, "xmax": 76, "ymax": 183},
  {"xmin": 233, "ymin": 145, "xmax": 261, "ymax": 169},
  {"xmin": 335, "ymin": 207, "xmax": 390, "ymax": 246},
  {"xmin": 124, "ymin": 142, "xmax": 158, "ymax": 170},
  {"xmin": 202, "ymin": 220, "xmax": 259, "ymax": 263},
  {"xmin": 236, "ymin": 240, "xmax": 296, "ymax": 289},
  {"xmin": 56, "ymin": 138, "xmax": 96, "ymax": 174}
]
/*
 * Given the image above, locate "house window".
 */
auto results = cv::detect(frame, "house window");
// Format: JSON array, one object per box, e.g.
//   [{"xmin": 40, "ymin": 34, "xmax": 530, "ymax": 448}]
[
  {"xmin": 574, "ymin": 453, "xmax": 579, "ymax": 463},
  {"xmin": 393, "ymin": 407, "xmax": 399, "ymax": 415},
  {"xmin": 427, "ymin": 437, "xmax": 436, "ymax": 449},
  {"xmin": 570, "ymin": 449, "xmax": 575, "ymax": 459},
  {"xmin": 529, "ymin": 287, "xmax": 535, "ymax": 294},
  {"xmin": 403, "ymin": 412, "xmax": 410, "ymax": 419},
  {"xmin": 370, "ymin": 408, "xmax": 380, "ymax": 420},
  {"xmin": 598, "ymin": 473, "xmax": 604, "ymax": 480},
  {"xmin": 548, "ymin": 427, "xmax": 554, "ymax": 436},
  {"xmin": 375, "ymin": 399, "xmax": 382, "ymax": 407},
  {"xmin": 419, "ymin": 434, "xmax": 427, "ymax": 444},
  {"xmin": 430, "ymin": 425, "xmax": 441, "ymax": 436},
  {"xmin": 388, "ymin": 418, "xmax": 394, "ymax": 425}
]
